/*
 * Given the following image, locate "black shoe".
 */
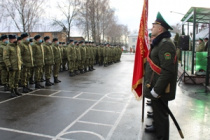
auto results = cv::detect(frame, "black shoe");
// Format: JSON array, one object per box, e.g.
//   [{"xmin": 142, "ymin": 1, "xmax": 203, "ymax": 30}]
[
  {"xmin": 40, "ymin": 78, "xmax": 45, "ymax": 82},
  {"xmin": 35, "ymin": 84, "xmax": 41, "ymax": 89},
  {"xmin": 146, "ymin": 102, "xmax": 152, "ymax": 106},
  {"xmin": 29, "ymin": 78, "xmax": 35, "ymax": 84},
  {"xmin": 145, "ymin": 125, "xmax": 156, "ymax": 133},
  {"xmin": 146, "ymin": 124, "xmax": 153, "ymax": 128},
  {"xmin": 15, "ymin": 88, "xmax": 22, "ymax": 96},
  {"xmin": 22, "ymin": 86, "xmax": 29, "ymax": 93},
  {"xmin": 89, "ymin": 67, "xmax": 93, "ymax": 71},
  {"xmin": 147, "ymin": 113, "xmax": 153, "ymax": 118},
  {"xmin": 4, "ymin": 84, "xmax": 9, "ymax": 91},
  {"xmin": 45, "ymin": 81, "xmax": 52, "ymax": 87},
  {"xmin": 80, "ymin": 69, "xmax": 84, "ymax": 74},
  {"xmin": 147, "ymin": 111, "xmax": 153, "ymax": 114},
  {"xmin": 39, "ymin": 83, "xmax": 45, "ymax": 88},
  {"xmin": 10, "ymin": 89, "xmax": 17, "ymax": 98},
  {"xmin": 54, "ymin": 77, "xmax": 60, "ymax": 83},
  {"xmin": 69, "ymin": 72, "xmax": 75, "ymax": 77}
]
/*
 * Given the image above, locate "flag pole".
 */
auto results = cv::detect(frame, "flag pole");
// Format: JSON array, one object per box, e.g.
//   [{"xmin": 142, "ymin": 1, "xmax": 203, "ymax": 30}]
[{"xmin": 141, "ymin": 95, "xmax": 145, "ymax": 122}]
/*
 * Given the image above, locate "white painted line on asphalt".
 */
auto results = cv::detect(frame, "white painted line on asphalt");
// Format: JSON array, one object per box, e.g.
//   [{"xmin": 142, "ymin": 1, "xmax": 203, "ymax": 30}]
[
  {"xmin": 77, "ymin": 120, "xmax": 113, "ymax": 127},
  {"xmin": 91, "ymin": 109, "xmax": 121, "ymax": 114},
  {"xmin": 0, "ymin": 89, "xmax": 41, "ymax": 105},
  {"xmin": 106, "ymin": 97, "xmax": 132, "ymax": 140},
  {"xmin": 49, "ymin": 91, "xmax": 61, "ymax": 96},
  {"xmin": 28, "ymin": 94, "xmax": 97, "ymax": 102},
  {"xmin": 0, "ymin": 127, "xmax": 71, "ymax": 140},
  {"xmin": 82, "ymin": 92, "xmax": 105, "ymax": 95},
  {"xmin": 53, "ymin": 95, "xmax": 106, "ymax": 140},
  {"xmin": 62, "ymin": 130, "xmax": 105, "ymax": 140},
  {"xmin": 72, "ymin": 92, "xmax": 83, "ymax": 98}
]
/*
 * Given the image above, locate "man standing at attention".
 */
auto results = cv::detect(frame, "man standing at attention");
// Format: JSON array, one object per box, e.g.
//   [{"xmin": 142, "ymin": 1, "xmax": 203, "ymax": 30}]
[{"xmin": 143, "ymin": 12, "xmax": 178, "ymax": 140}]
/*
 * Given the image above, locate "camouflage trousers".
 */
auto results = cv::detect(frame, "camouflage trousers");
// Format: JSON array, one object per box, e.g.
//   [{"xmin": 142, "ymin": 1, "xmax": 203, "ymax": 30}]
[
  {"xmin": 85, "ymin": 59, "xmax": 90, "ymax": 68},
  {"xmin": 79, "ymin": 60, "xmax": 85, "ymax": 70},
  {"xmin": 1, "ymin": 68, "xmax": 8, "ymax": 85},
  {"xmin": 62, "ymin": 58, "xmax": 68, "ymax": 69},
  {"xmin": 9, "ymin": 70, "xmax": 20, "ymax": 89},
  {"xmin": 68, "ymin": 61, "xmax": 75, "ymax": 73},
  {"xmin": 53, "ymin": 63, "xmax": 61, "ymax": 78},
  {"xmin": 21, "ymin": 67, "xmax": 31, "ymax": 86},
  {"xmin": 45, "ymin": 65, "xmax": 52, "ymax": 80},
  {"xmin": 34, "ymin": 66, "xmax": 43, "ymax": 82}
]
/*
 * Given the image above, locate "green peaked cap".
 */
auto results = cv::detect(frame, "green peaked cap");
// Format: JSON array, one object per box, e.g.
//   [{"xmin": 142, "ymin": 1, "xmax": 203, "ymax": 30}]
[{"xmin": 153, "ymin": 12, "xmax": 173, "ymax": 30}]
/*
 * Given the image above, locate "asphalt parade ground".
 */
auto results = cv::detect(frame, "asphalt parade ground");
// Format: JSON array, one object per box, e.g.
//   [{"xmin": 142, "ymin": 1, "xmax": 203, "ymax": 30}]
[{"xmin": 0, "ymin": 54, "xmax": 209, "ymax": 140}]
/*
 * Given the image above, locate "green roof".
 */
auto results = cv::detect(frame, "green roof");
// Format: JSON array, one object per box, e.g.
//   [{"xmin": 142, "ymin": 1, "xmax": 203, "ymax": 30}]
[{"xmin": 181, "ymin": 7, "xmax": 210, "ymax": 24}]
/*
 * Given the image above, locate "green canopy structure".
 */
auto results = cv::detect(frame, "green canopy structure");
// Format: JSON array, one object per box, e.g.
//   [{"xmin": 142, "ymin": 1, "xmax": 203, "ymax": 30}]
[{"xmin": 181, "ymin": 7, "xmax": 210, "ymax": 87}]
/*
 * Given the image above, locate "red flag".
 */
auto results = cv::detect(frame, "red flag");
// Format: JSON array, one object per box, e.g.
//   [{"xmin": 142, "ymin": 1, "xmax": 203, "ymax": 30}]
[{"xmin": 132, "ymin": 0, "xmax": 149, "ymax": 99}]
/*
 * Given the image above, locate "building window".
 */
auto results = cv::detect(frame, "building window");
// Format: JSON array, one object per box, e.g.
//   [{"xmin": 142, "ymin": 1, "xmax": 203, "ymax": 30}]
[
  {"xmin": 52, "ymin": 32, "xmax": 58, "ymax": 38},
  {"xmin": 132, "ymin": 38, "xmax": 137, "ymax": 43},
  {"xmin": 132, "ymin": 45, "xmax": 135, "ymax": 49}
]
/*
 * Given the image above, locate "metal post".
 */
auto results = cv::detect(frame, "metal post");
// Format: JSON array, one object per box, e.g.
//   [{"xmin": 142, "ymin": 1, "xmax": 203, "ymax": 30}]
[
  {"xmin": 187, "ymin": 22, "xmax": 190, "ymax": 35},
  {"xmin": 205, "ymin": 20, "xmax": 210, "ymax": 87},
  {"xmin": 192, "ymin": 8, "xmax": 196, "ymax": 75}
]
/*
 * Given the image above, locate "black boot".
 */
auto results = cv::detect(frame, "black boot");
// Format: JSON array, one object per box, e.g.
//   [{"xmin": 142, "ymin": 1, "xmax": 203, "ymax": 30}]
[
  {"xmin": 10, "ymin": 89, "xmax": 17, "ymax": 98},
  {"xmin": 89, "ymin": 67, "xmax": 93, "ymax": 71},
  {"xmin": 35, "ymin": 82, "xmax": 42, "ymax": 89},
  {"xmin": 26, "ymin": 84, "xmax": 33, "ymax": 92},
  {"xmin": 22, "ymin": 86, "xmax": 29, "ymax": 93},
  {"xmin": 80, "ymin": 69, "xmax": 84, "ymax": 74},
  {"xmin": 69, "ymin": 72, "xmax": 75, "ymax": 77},
  {"xmin": 45, "ymin": 79, "xmax": 52, "ymax": 86},
  {"xmin": 40, "ymin": 78, "xmax": 45, "ymax": 82},
  {"xmin": 38, "ymin": 83, "xmax": 45, "ymax": 88},
  {"xmin": 84, "ymin": 68, "xmax": 88, "ymax": 72},
  {"xmin": 54, "ymin": 77, "xmax": 60, "ymax": 83},
  {"xmin": 4, "ymin": 84, "xmax": 9, "ymax": 91},
  {"xmin": 14, "ymin": 88, "xmax": 22, "ymax": 96},
  {"xmin": 76, "ymin": 70, "xmax": 80, "ymax": 75},
  {"xmin": 29, "ymin": 78, "xmax": 35, "ymax": 84}
]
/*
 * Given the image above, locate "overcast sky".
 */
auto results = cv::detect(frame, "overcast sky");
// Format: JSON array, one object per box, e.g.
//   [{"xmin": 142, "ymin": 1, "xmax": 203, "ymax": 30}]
[{"xmin": 110, "ymin": 0, "xmax": 210, "ymax": 34}]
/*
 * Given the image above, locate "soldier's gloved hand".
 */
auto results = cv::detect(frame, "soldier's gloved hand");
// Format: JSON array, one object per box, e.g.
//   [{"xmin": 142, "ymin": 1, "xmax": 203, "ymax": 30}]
[
  {"xmin": 9, "ymin": 67, "xmax": 13, "ymax": 71},
  {"xmin": 150, "ymin": 88, "xmax": 159, "ymax": 98}
]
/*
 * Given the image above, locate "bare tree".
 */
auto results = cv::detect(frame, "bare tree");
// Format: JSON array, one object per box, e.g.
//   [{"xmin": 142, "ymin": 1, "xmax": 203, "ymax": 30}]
[
  {"xmin": 52, "ymin": 0, "xmax": 81, "ymax": 42},
  {"xmin": 2, "ymin": 0, "xmax": 44, "ymax": 33}
]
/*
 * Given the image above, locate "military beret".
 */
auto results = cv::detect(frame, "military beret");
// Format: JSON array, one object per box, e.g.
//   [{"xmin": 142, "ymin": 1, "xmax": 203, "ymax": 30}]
[
  {"xmin": 17, "ymin": 37, "xmax": 22, "ymax": 41},
  {"xmin": 44, "ymin": 36, "xmax": 50, "ymax": 41},
  {"xmin": 199, "ymin": 38, "xmax": 203, "ymax": 41},
  {"xmin": 59, "ymin": 42, "xmax": 62, "ymax": 44},
  {"xmin": 153, "ymin": 12, "xmax": 173, "ymax": 30},
  {"xmin": 62, "ymin": 42, "xmax": 65, "ymax": 44},
  {"xmin": 8, "ymin": 34, "xmax": 17, "ymax": 39},
  {"xmin": 34, "ymin": 35, "xmax": 41, "ymax": 40},
  {"xmin": 69, "ymin": 40, "xmax": 74, "ymax": 43},
  {"xmin": 1, "ymin": 35, "xmax": 8, "ymax": 40},
  {"xmin": 79, "ymin": 40, "xmax": 84, "ymax": 44},
  {"xmin": 204, "ymin": 38, "xmax": 208, "ymax": 40},
  {"xmin": 85, "ymin": 41, "xmax": 89, "ymax": 44},
  {"xmin": 74, "ymin": 41, "xmax": 78, "ymax": 44},
  {"xmin": 29, "ymin": 38, "xmax": 33, "ymax": 42},
  {"xmin": 21, "ymin": 33, "xmax": 29, "ymax": 39},
  {"xmin": 53, "ymin": 38, "xmax": 58, "ymax": 42}
]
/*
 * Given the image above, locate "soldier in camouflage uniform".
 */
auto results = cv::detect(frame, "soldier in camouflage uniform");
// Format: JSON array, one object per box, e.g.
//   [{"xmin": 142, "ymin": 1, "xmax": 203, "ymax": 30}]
[
  {"xmin": 62, "ymin": 42, "xmax": 68, "ymax": 71},
  {"xmin": 103, "ymin": 44, "xmax": 109, "ymax": 67},
  {"xmin": 84, "ymin": 41, "xmax": 90, "ymax": 72},
  {"xmin": 52, "ymin": 38, "xmax": 62, "ymax": 83},
  {"xmin": 79, "ymin": 41, "xmax": 86, "ymax": 74},
  {"xmin": 0, "ymin": 35, "xmax": 9, "ymax": 91},
  {"xmin": 3, "ymin": 35, "xmax": 22, "ymax": 97},
  {"xmin": 67, "ymin": 40, "xmax": 76, "ymax": 77},
  {"xmin": 43, "ymin": 36, "xmax": 54, "ymax": 86},
  {"xmin": 75, "ymin": 41, "xmax": 81, "ymax": 75},
  {"xmin": 32, "ymin": 35, "xmax": 45, "ymax": 89},
  {"xmin": 19, "ymin": 33, "xmax": 34, "ymax": 93},
  {"xmin": 90, "ymin": 42, "xmax": 96, "ymax": 70}
]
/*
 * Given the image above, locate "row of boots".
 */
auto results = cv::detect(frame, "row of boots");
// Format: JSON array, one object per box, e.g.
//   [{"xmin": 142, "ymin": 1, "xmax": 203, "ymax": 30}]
[{"xmin": 69, "ymin": 66, "xmax": 95, "ymax": 77}]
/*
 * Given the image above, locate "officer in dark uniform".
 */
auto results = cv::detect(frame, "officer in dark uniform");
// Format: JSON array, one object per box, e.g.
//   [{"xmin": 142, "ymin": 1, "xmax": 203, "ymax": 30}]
[{"xmin": 143, "ymin": 12, "xmax": 178, "ymax": 140}]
